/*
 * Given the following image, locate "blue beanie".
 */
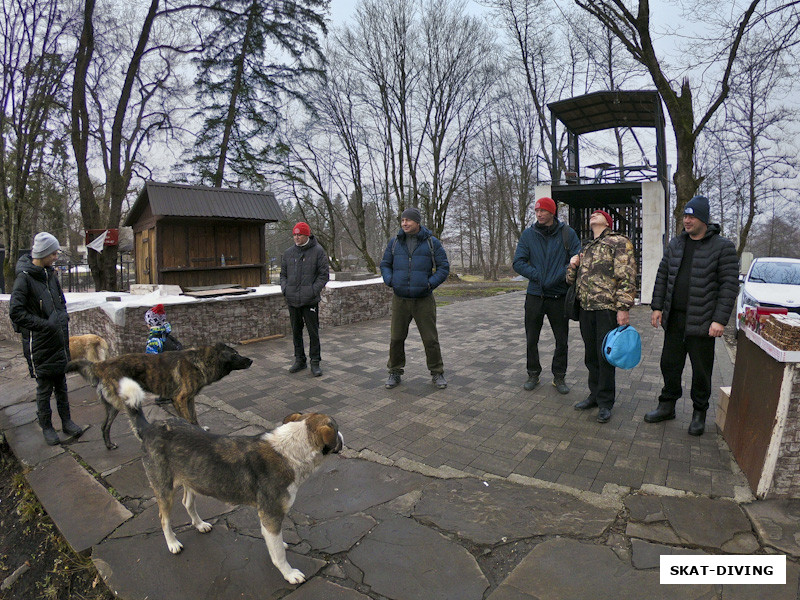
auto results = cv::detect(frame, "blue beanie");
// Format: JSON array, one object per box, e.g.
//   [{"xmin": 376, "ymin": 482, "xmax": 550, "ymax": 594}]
[{"xmin": 684, "ymin": 196, "xmax": 710, "ymax": 224}]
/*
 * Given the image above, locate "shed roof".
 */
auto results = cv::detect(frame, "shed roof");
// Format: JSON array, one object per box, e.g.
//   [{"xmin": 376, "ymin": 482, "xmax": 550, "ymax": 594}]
[
  {"xmin": 548, "ymin": 90, "xmax": 663, "ymax": 135},
  {"xmin": 123, "ymin": 181, "xmax": 284, "ymax": 226}
]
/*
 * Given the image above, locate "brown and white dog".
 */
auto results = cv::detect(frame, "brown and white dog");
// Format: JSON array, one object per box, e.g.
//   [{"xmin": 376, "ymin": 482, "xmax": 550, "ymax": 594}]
[
  {"xmin": 120, "ymin": 378, "xmax": 342, "ymax": 584},
  {"xmin": 69, "ymin": 334, "xmax": 109, "ymax": 362}
]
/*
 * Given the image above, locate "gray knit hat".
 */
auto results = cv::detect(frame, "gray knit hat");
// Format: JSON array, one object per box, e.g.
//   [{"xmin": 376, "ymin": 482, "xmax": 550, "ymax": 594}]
[
  {"xmin": 401, "ymin": 207, "xmax": 422, "ymax": 223},
  {"xmin": 31, "ymin": 232, "xmax": 60, "ymax": 259}
]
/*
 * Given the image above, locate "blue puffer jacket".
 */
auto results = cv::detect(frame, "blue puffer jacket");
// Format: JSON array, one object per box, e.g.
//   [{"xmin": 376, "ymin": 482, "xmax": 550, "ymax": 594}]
[
  {"xmin": 513, "ymin": 219, "xmax": 581, "ymax": 297},
  {"xmin": 380, "ymin": 226, "xmax": 449, "ymax": 298}
]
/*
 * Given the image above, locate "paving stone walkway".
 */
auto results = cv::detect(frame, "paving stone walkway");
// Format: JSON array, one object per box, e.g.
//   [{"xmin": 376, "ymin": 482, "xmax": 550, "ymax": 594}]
[{"xmin": 1, "ymin": 291, "xmax": 799, "ymax": 599}]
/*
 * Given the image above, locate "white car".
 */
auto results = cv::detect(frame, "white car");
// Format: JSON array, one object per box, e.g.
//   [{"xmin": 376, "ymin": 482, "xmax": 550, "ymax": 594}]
[{"xmin": 736, "ymin": 257, "xmax": 800, "ymax": 329}]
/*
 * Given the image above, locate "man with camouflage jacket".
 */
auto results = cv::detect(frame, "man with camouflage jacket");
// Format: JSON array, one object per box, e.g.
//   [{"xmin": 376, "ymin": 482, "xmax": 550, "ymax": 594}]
[{"xmin": 566, "ymin": 210, "xmax": 637, "ymax": 423}]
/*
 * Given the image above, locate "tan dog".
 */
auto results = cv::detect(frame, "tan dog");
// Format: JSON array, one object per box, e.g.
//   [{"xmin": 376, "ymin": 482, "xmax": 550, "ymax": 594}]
[
  {"xmin": 69, "ymin": 334, "xmax": 109, "ymax": 362},
  {"xmin": 120, "ymin": 378, "xmax": 343, "ymax": 584}
]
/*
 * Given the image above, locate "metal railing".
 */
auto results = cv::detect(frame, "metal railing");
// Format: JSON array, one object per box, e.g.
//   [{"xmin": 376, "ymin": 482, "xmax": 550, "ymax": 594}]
[{"xmin": 60, "ymin": 254, "xmax": 135, "ymax": 293}]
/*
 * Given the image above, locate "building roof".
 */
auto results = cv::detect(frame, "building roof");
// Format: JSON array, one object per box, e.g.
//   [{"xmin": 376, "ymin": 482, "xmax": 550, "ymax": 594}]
[
  {"xmin": 548, "ymin": 90, "xmax": 663, "ymax": 135},
  {"xmin": 123, "ymin": 181, "xmax": 284, "ymax": 226}
]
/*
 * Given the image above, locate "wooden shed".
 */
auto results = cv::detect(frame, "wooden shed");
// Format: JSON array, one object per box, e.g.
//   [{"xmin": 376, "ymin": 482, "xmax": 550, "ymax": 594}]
[{"xmin": 123, "ymin": 181, "xmax": 284, "ymax": 288}]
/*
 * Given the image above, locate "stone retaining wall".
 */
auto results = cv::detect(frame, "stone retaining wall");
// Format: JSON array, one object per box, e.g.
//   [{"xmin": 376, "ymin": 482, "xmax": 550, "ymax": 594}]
[{"xmin": 0, "ymin": 283, "xmax": 393, "ymax": 355}]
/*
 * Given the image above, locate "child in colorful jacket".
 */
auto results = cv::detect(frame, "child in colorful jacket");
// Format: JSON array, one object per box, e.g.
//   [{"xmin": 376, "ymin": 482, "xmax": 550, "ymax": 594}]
[{"xmin": 144, "ymin": 304, "xmax": 183, "ymax": 354}]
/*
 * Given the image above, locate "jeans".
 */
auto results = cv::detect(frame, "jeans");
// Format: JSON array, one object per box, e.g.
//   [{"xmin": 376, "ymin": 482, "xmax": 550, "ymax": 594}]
[
  {"xmin": 657, "ymin": 310, "xmax": 715, "ymax": 411},
  {"xmin": 524, "ymin": 294, "xmax": 569, "ymax": 378},
  {"xmin": 36, "ymin": 373, "xmax": 70, "ymax": 426},
  {"xmin": 289, "ymin": 304, "xmax": 321, "ymax": 363},
  {"xmin": 387, "ymin": 294, "xmax": 443, "ymax": 375}
]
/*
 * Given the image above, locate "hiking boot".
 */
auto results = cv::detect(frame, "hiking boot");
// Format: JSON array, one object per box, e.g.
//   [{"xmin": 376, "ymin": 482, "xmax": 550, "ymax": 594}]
[
  {"xmin": 385, "ymin": 373, "xmax": 401, "ymax": 389},
  {"xmin": 596, "ymin": 407, "xmax": 612, "ymax": 423},
  {"xmin": 288, "ymin": 359, "xmax": 307, "ymax": 373},
  {"xmin": 42, "ymin": 426, "xmax": 60, "ymax": 446},
  {"xmin": 432, "ymin": 373, "xmax": 448, "ymax": 389},
  {"xmin": 62, "ymin": 419, "xmax": 86, "ymax": 439},
  {"xmin": 644, "ymin": 401, "xmax": 676, "ymax": 423},
  {"xmin": 310, "ymin": 362, "xmax": 322, "ymax": 377},
  {"xmin": 523, "ymin": 374, "xmax": 540, "ymax": 391},
  {"xmin": 553, "ymin": 378, "xmax": 569, "ymax": 395},
  {"xmin": 688, "ymin": 410, "xmax": 707, "ymax": 436},
  {"xmin": 574, "ymin": 397, "xmax": 598, "ymax": 411}
]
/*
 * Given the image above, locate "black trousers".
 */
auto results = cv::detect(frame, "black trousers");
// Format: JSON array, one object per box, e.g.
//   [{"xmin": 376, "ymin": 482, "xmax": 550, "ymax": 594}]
[
  {"xmin": 579, "ymin": 309, "xmax": 618, "ymax": 409},
  {"xmin": 289, "ymin": 304, "xmax": 321, "ymax": 363},
  {"xmin": 524, "ymin": 294, "xmax": 569, "ymax": 378},
  {"xmin": 36, "ymin": 373, "xmax": 70, "ymax": 426},
  {"xmin": 658, "ymin": 310, "xmax": 715, "ymax": 411}
]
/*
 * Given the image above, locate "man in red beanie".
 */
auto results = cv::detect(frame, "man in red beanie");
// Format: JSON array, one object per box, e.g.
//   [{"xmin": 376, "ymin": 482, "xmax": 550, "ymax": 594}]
[
  {"xmin": 567, "ymin": 210, "xmax": 637, "ymax": 423},
  {"xmin": 281, "ymin": 222, "xmax": 329, "ymax": 376},
  {"xmin": 513, "ymin": 197, "xmax": 581, "ymax": 394}
]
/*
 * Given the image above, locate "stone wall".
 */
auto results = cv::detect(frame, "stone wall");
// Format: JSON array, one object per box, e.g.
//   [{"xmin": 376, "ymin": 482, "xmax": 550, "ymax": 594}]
[
  {"xmin": 0, "ymin": 282, "xmax": 393, "ymax": 355},
  {"xmin": 771, "ymin": 365, "xmax": 800, "ymax": 497}
]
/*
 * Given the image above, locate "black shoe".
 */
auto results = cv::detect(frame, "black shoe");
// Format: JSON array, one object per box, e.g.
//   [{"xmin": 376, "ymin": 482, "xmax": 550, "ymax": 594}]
[
  {"xmin": 596, "ymin": 407, "xmax": 612, "ymax": 423},
  {"xmin": 553, "ymin": 378, "xmax": 569, "ymax": 395},
  {"xmin": 385, "ymin": 373, "xmax": 401, "ymax": 389},
  {"xmin": 42, "ymin": 426, "xmax": 60, "ymax": 446},
  {"xmin": 62, "ymin": 419, "xmax": 86, "ymax": 439},
  {"xmin": 432, "ymin": 373, "xmax": 447, "ymax": 389},
  {"xmin": 688, "ymin": 410, "xmax": 706, "ymax": 436},
  {"xmin": 289, "ymin": 360, "xmax": 307, "ymax": 373},
  {"xmin": 523, "ymin": 375, "xmax": 540, "ymax": 391},
  {"xmin": 310, "ymin": 362, "xmax": 322, "ymax": 377},
  {"xmin": 644, "ymin": 401, "xmax": 676, "ymax": 423},
  {"xmin": 574, "ymin": 397, "xmax": 598, "ymax": 411}
]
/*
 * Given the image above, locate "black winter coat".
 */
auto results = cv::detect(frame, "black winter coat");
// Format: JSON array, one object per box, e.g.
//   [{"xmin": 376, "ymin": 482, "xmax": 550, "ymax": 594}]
[
  {"xmin": 9, "ymin": 254, "xmax": 70, "ymax": 378},
  {"xmin": 651, "ymin": 224, "xmax": 739, "ymax": 336},
  {"xmin": 280, "ymin": 236, "xmax": 330, "ymax": 307}
]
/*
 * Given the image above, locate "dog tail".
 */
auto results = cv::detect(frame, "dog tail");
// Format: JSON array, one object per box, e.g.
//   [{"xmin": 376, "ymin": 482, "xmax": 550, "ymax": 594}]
[
  {"xmin": 119, "ymin": 377, "xmax": 148, "ymax": 440},
  {"xmin": 64, "ymin": 359, "xmax": 99, "ymax": 386}
]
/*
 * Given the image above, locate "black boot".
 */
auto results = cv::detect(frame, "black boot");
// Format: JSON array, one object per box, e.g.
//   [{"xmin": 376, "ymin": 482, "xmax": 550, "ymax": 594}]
[
  {"xmin": 688, "ymin": 410, "xmax": 706, "ymax": 436},
  {"xmin": 57, "ymin": 403, "xmax": 86, "ymax": 440},
  {"xmin": 288, "ymin": 359, "xmax": 307, "ymax": 373},
  {"xmin": 38, "ymin": 413, "xmax": 60, "ymax": 446},
  {"xmin": 310, "ymin": 361, "xmax": 322, "ymax": 377},
  {"xmin": 644, "ymin": 401, "xmax": 676, "ymax": 423}
]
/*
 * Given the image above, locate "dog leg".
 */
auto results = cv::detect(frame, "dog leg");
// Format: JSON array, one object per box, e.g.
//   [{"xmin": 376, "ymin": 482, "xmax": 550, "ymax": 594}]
[
  {"xmin": 157, "ymin": 495, "xmax": 183, "ymax": 554},
  {"xmin": 259, "ymin": 514, "xmax": 304, "ymax": 584},
  {"xmin": 182, "ymin": 487, "xmax": 212, "ymax": 533},
  {"xmin": 101, "ymin": 398, "xmax": 119, "ymax": 450}
]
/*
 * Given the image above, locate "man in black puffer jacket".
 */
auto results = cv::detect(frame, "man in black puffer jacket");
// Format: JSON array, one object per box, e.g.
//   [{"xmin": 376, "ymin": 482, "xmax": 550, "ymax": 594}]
[
  {"xmin": 280, "ymin": 222, "xmax": 329, "ymax": 376},
  {"xmin": 9, "ymin": 232, "xmax": 86, "ymax": 446},
  {"xmin": 645, "ymin": 196, "xmax": 739, "ymax": 436}
]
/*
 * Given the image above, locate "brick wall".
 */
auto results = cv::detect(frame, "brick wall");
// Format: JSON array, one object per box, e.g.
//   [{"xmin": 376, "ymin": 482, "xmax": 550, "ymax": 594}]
[{"xmin": 0, "ymin": 283, "xmax": 392, "ymax": 355}]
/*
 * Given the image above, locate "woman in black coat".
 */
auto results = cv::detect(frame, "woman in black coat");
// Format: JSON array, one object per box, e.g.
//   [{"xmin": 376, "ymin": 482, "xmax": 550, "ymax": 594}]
[{"xmin": 9, "ymin": 233, "xmax": 85, "ymax": 445}]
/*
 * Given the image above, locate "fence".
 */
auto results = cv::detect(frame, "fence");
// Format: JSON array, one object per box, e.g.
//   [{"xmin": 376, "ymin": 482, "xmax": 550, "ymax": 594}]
[{"xmin": 60, "ymin": 253, "xmax": 135, "ymax": 293}]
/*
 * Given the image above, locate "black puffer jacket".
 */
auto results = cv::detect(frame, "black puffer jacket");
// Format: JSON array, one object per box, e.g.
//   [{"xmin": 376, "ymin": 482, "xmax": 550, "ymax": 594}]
[
  {"xmin": 651, "ymin": 224, "xmax": 739, "ymax": 336},
  {"xmin": 9, "ymin": 254, "xmax": 70, "ymax": 378},
  {"xmin": 280, "ymin": 236, "xmax": 330, "ymax": 307}
]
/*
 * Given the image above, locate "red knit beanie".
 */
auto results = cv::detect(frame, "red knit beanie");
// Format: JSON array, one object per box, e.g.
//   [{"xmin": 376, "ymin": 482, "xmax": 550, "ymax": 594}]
[
  {"xmin": 534, "ymin": 197, "xmax": 557, "ymax": 215},
  {"xmin": 293, "ymin": 222, "xmax": 311, "ymax": 236},
  {"xmin": 592, "ymin": 210, "xmax": 613, "ymax": 229}
]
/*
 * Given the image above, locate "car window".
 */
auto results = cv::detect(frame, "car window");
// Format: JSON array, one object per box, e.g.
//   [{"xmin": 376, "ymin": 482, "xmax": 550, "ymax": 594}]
[{"xmin": 749, "ymin": 262, "xmax": 800, "ymax": 285}]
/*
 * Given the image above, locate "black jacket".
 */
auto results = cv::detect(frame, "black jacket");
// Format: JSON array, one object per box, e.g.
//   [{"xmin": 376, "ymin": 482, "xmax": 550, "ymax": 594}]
[
  {"xmin": 280, "ymin": 236, "xmax": 329, "ymax": 307},
  {"xmin": 9, "ymin": 254, "xmax": 70, "ymax": 378},
  {"xmin": 651, "ymin": 224, "xmax": 739, "ymax": 336}
]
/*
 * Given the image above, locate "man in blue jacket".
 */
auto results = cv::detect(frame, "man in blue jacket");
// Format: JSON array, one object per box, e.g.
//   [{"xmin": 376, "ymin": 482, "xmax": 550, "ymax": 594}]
[
  {"xmin": 513, "ymin": 197, "xmax": 581, "ymax": 394},
  {"xmin": 380, "ymin": 207, "xmax": 450, "ymax": 389}
]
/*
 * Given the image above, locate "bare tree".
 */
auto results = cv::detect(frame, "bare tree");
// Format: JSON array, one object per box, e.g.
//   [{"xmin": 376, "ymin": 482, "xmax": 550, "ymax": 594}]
[
  {"xmin": 1, "ymin": 0, "xmax": 76, "ymax": 291},
  {"xmin": 71, "ymin": 0, "xmax": 193, "ymax": 290},
  {"xmin": 573, "ymin": 0, "xmax": 762, "ymax": 232}
]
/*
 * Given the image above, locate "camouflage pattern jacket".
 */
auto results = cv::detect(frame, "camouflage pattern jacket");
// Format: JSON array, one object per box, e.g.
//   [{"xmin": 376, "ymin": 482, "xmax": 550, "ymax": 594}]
[{"xmin": 566, "ymin": 228, "xmax": 637, "ymax": 312}]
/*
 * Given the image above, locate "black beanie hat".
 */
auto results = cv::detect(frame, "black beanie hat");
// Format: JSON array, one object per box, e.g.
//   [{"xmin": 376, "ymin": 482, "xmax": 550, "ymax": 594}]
[
  {"xmin": 401, "ymin": 207, "xmax": 422, "ymax": 223},
  {"xmin": 684, "ymin": 196, "xmax": 710, "ymax": 224}
]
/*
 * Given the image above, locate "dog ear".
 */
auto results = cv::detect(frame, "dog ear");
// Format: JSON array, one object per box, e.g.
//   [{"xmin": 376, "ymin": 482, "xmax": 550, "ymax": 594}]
[
  {"xmin": 318, "ymin": 425, "xmax": 337, "ymax": 448},
  {"xmin": 282, "ymin": 413, "xmax": 304, "ymax": 424}
]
